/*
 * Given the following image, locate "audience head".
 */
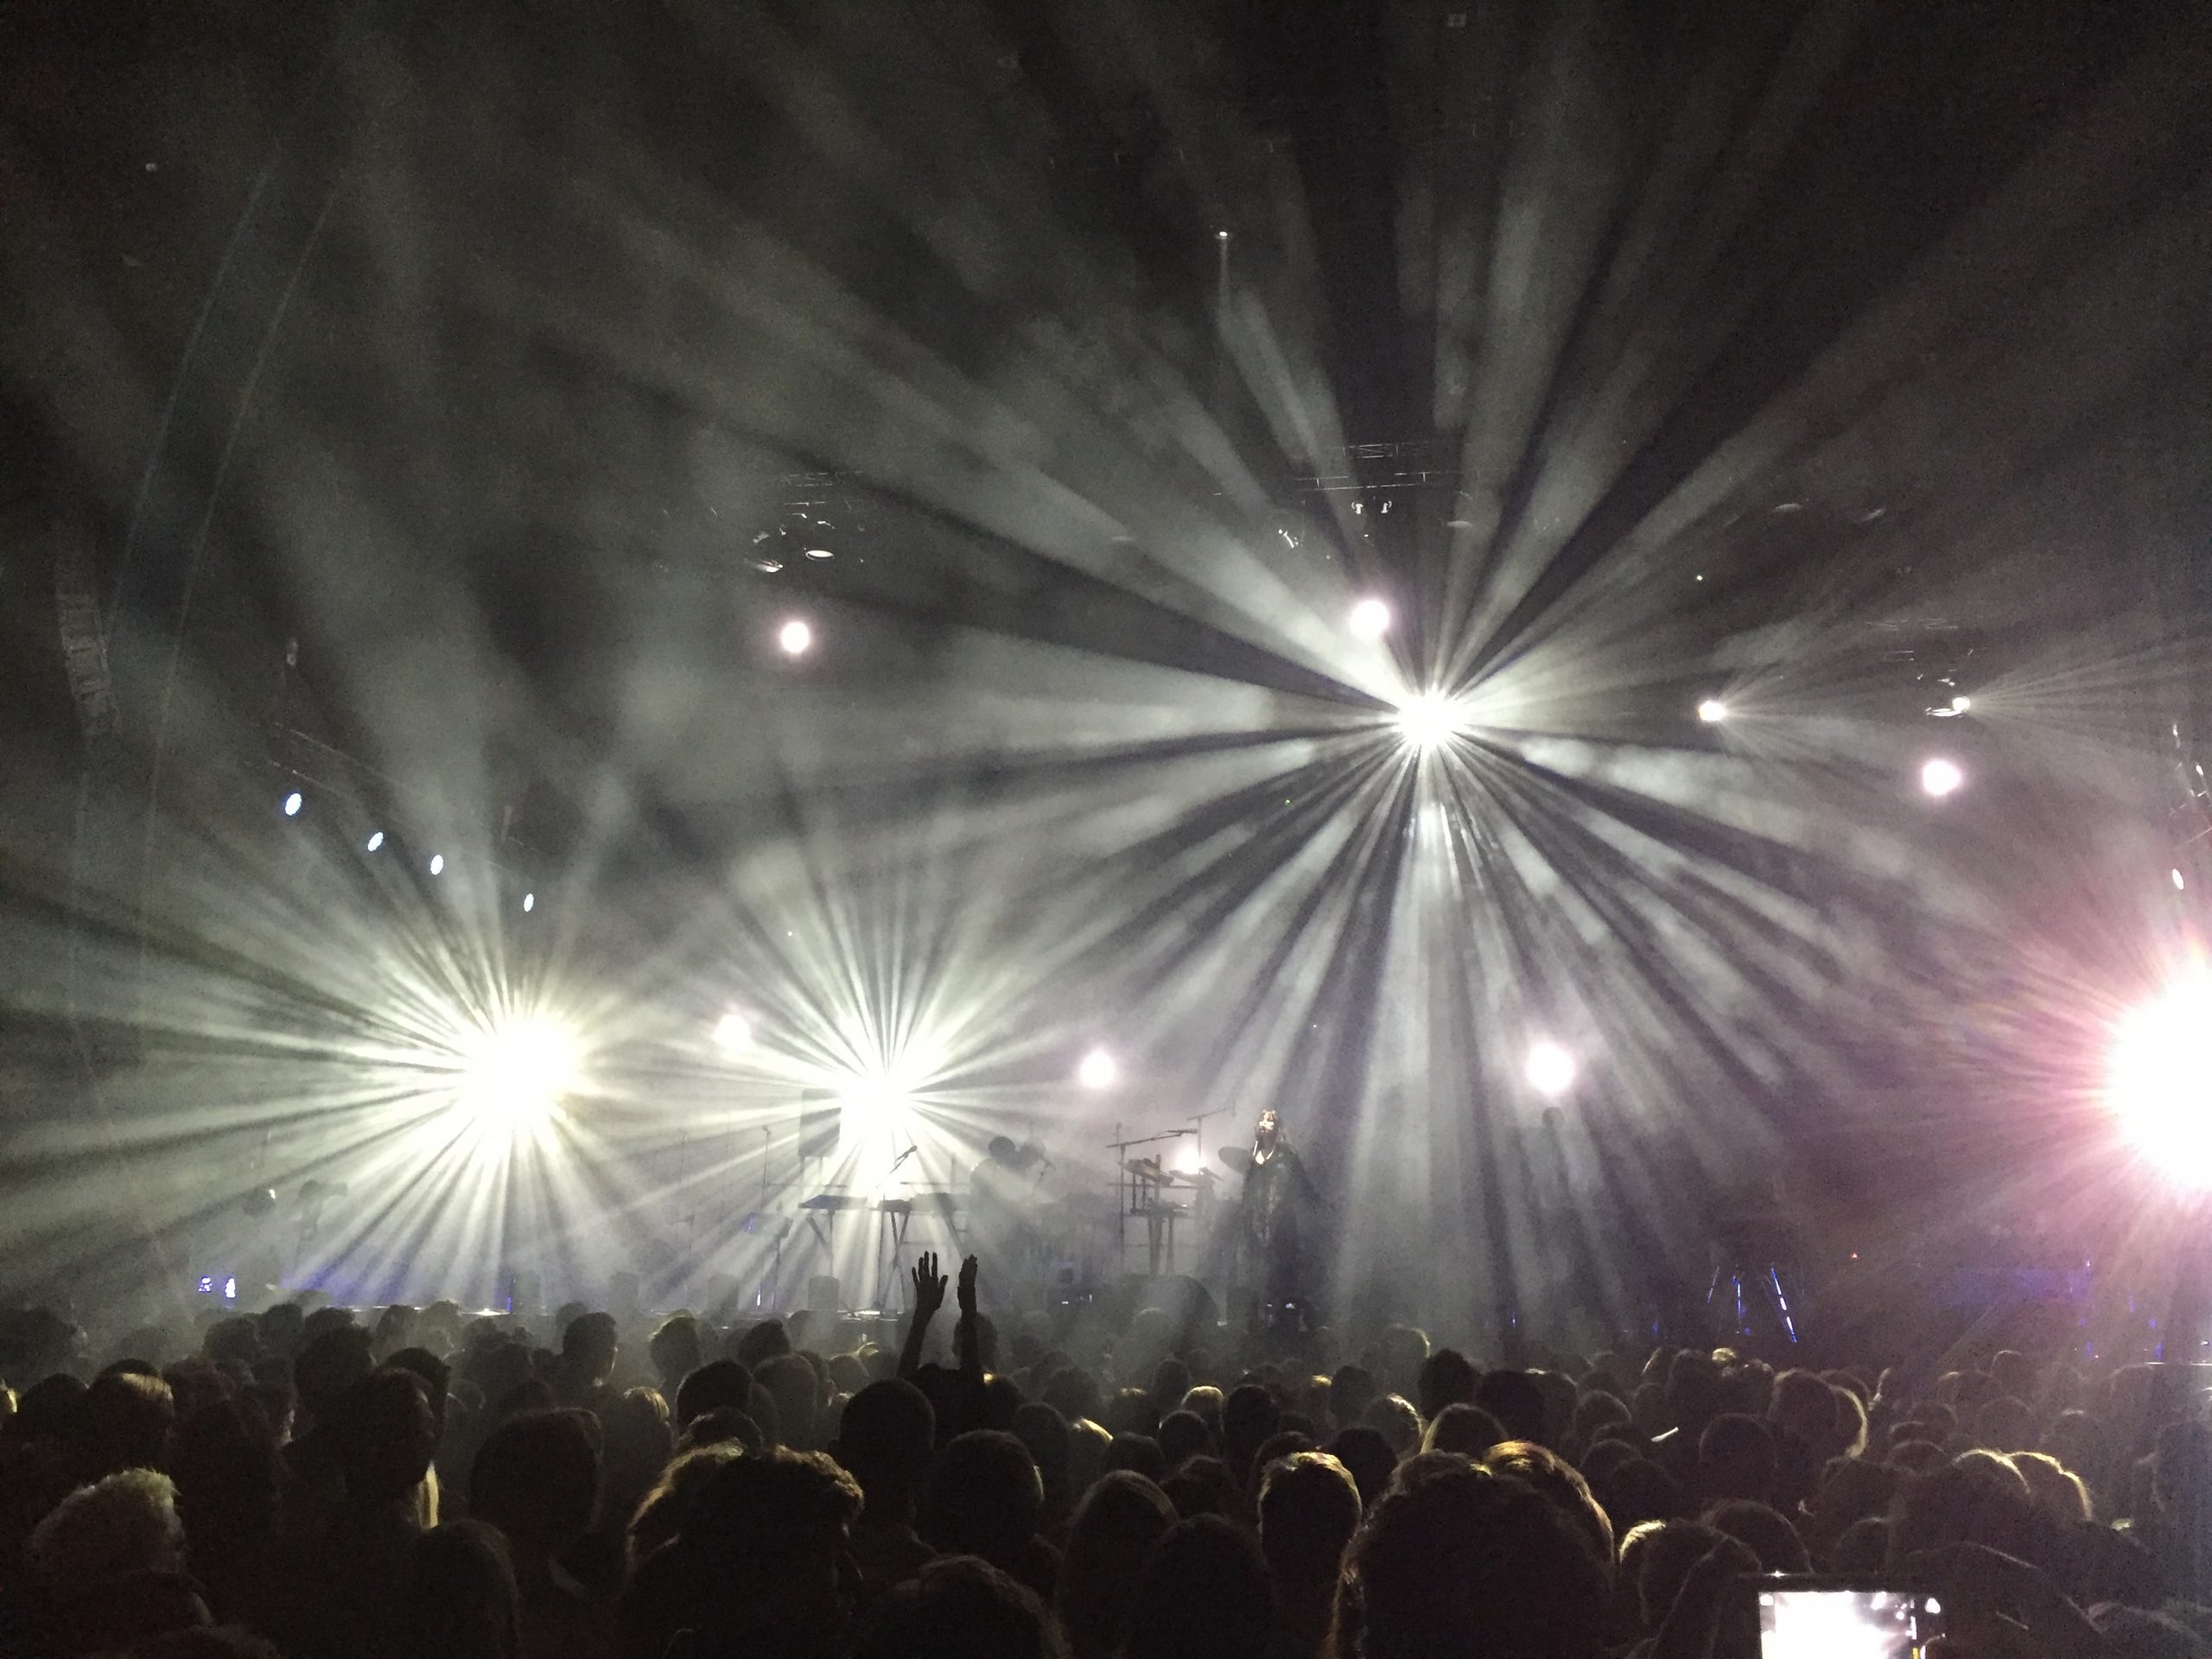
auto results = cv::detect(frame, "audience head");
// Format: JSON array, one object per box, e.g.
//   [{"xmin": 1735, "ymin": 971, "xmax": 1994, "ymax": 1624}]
[
  {"xmin": 1421, "ymin": 1402, "xmax": 1506, "ymax": 1458},
  {"xmin": 1122, "ymin": 1513, "xmax": 1272, "ymax": 1659},
  {"xmin": 1474, "ymin": 1369, "xmax": 1548, "ymax": 1446},
  {"xmin": 856, "ymin": 1555, "xmax": 1067, "ymax": 1659},
  {"xmin": 332, "ymin": 1366, "xmax": 437, "ymax": 1506},
  {"xmin": 1416, "ymin": 1349, "xmax": 1478, "ymax": 1421},
  {"xmin": 27, "ymin": 1466, "xmax": 187, "ymax": 1580},
  {"xmin": 648, "ymin": 1315, "xmax": 704, "ymax": 1392},
  {"xmin": 1360, "ymin": 1393, "xmax": 1421, "ymax": 1457},
  {"xmin": 402, "ymin": 1518, "xmax": 522, "ymax": 1659},
  {"xmin": 919, "ymin": 1429, "xmax": 1044, "ymax": 1567},
  {"xmin": 1341, "ymin": 1461, "xmax": 1606, "ymax": 1659},
  {"xmin": 468, "ymin": 1408, "xmax": 599, "ymax": 1558},
  {"xmin": 1258, "ymin": 1450, "xmax": 1362, "ymax": 1590},
  {"xmin": 1697, "ymin": 1412, "xmax": 1777, "ymax": 1503},
  {"xmin": 833, "ymin": 1378, "xmax": 936, "ymax": 1517},
  {"xmin": 1056, "ymin": 1471, "xmax": 1176, "ymax": 1659}
]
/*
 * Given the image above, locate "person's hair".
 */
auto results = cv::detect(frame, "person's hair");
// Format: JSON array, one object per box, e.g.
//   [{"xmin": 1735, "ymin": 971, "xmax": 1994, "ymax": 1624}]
[
  {"xmin": 468, "ymin": 1408, "xmax": 600, "ymax": 1555},
  {"xmin": 331, "ymin": 1366, "xmax": 439, "ymax": 1505},
  {"xmin": 1325, "ymin": 1426, "xmax": 1398, "ymax": 1510},
  {"xmin": 1361, "ymin": 1394, "xmax": 1421, "ymax": 1457},
  {"xmin": 1770, "ymin": 1370, "xmax": 1839, "ymax": 1449},
  {"xmin": 835, "ymin": 1379, "xmax": 936, "ymax": 1510},
  {"xmin": 559, "ymin": 1311, "xmax": 619, "ymax": 1372},
  {"xmin": 1631, "ymin": 1519, "xmax": 1725, "ymax": 1630},
  {"xmin": 731, "ymin": 1319, "xmax": 791, "ymax": 1369},
  {"xmin": 1122, "ymin": 1513, "xmax": 1271, "ymax": 1659},
  {"xmin": 756, "ymin": 1351, "xmax": 823, "ymax": 1449},
  {"xmin": 27, "ymin": 1466, "xmax": 187, "ymax": 1580},
  {"xmin": 648, "ymin": 1315, "xmax": 704, "ymax": 1388},
  {"xmin": 104, "ymin": 1631, "xmax": 283, "ymax": 1658},
  {"xmin": 1571, "ymin": 1390, "xmax": 1631, "ymax": 1452},
  {"xmin": 1101, "ymin": 1433, "xmax": 1167, "ymax": 1484},
  {"xmin": 920, "ymin": 1430, "xmax": 1045, "ymax": 1564},
  {"xmin": 1703, "ymin": 1498, "xmax": 1811, "ymax": 1573},
  {"xmin": 626, "ymin": 1442, "xmax": 745, "ymax": 1567},
  {"xmin": 1483, "ymin": 1440, "xmax": 1614, "ymax": 1574},
  {"xmin": 1697, "ymin": 1413, "xmax": 1777, "ymax": 1502},
  {"xmin": 857, "ymin": 1554, "xmax": 1068, "ymax": 1659},
  {"xmin": 73, "ymin": 1369, "xmax": 176, "ymax": 1481},
  {"xmin": 2011, "ymin": 1450, "xmax": 2090, "ymax": 1524},
  {"xmin": 1888, "ymin": 1455, "xmax": 2039, "ymax": 1566},
  {"xmin": 170, "ymin": 1395, "xmax": 283, "ymax": 1583},
  {"xmin": 619, "ymin": 1447, "xmax": 862, "ymax": 1659},
  {"xmin": 402, "ymin": 1518, "xmax": 522, "ymax": 1659},
  {"xmin": 1416, "ymin": 1350, "xmax": 1479, "ymax": 1421},
  {"xmin": 1155, "ymin": 1409, "xmax": 1213, "ymax": 1471},
  {"xmin": 1056, "ymin": 1471, "xmax": 1176, "ymax": 1659},
  {"xmin": 1103, "ymin": 1388, "xmax": 1160, "ymax": 1439},
  {"xmin": 1972, "ymin": 1395, "xmax": 2037, "ymax": 1454},
  {"xmin": 1474, "ymin": 1370, "xmax": 1548, "ymax": 1446},
  {"xmin": 1887, "ymin": 1438, "xmax": 1948, "ymax": 1477},
  {"xmin": 1179, "ymin": 1384, "xmax": 1225, "ymax": 1433},
  {"xmin": 1341, "ymin": 1462, "xmax": 1606, "ymax": 1659},
  {"xmin": 1258, "ymin": 1450, "xmax": 1362, "ymax": 1587},
  {"xmin": 674, "ymin": 1357, "xmax": 753, "ymax": 1429},
  {"xmin": 1421, "ymin": 1403, "xmax": 1506, "ymax": 1458}
]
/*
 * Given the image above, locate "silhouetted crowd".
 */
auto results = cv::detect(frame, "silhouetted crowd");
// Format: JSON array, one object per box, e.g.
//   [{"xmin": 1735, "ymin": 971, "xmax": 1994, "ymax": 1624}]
[{"xmin": 3, "ymin": 1249, "xmax": 2209, "ymax": 1659}]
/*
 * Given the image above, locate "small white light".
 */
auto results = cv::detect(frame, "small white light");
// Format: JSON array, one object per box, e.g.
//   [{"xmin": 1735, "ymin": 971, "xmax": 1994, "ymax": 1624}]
[
  {"xmin": 1348, "ymin": 597, "xmax": 1392, "ymax": 640},
  {"xmin": 523, "ymin": 892, "xmax": 536, "ymax": 912},
  {"xmin": 1951, "ymin": 694, "xmax": 1972, "ymax": 714},
  {"xmin": 713, "ymin": 1011, "xmax": 753, "ymax": 1054},
  {"xmin": 429, "ymin": 854, "xmax": 445, "ymax": 875},
  {"xmin": 1077, "ymin": 1047, "xmax": 1118, "ymax": 1090},
  {"xmin": 1216, "ymin": 228, "xmax": 1230, "ymax": 240},
  {"xmin": 1526, "ymin": 1041, "xmax": 1577, "ymax": 1098},
  {"xmin": 778, "ymin": 618, "xmax": 814, "ymax": 657},
  {"xmin": 1697, "ymin": 699, "xmax": 1728, "ymax": 724},
  {"xmin": 1920, "ymin": 758, "xmax": 1965, "ymax": 798},
  {"xmin": 282, "ymin": 791, "xmax": 302, "ymax": 817},
  {"xmin": 365, "ymin": 830, "xmax": 385, "ymax": 852},
  {"xmin": 2174, "ymin": 869, "xmax": 2187, "ymax": 892},
  {"xmin": 223, "ymin": 1276, "xmax": 237, "ymax": 1300},
  {"xmin": 802, "ymin": 547, "xmax": 834, "ymax": 561}
]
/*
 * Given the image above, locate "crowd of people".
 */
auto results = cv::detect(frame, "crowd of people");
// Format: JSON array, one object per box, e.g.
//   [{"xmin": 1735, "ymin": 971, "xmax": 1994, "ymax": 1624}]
[{"xmin": 1, "ymin": 1247, "xmax": 2209, "ymax": 1658}]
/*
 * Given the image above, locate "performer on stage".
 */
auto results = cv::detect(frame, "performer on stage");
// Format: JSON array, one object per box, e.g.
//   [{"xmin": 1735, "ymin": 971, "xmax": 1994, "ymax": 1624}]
[
  {"xmin": 1236, "ymin": 1109, "xmax": 1322, "ymax": 1325},
  {"xmin": 967, "ymin": 1135, "xmax": 1048, "ymax": 1274}
]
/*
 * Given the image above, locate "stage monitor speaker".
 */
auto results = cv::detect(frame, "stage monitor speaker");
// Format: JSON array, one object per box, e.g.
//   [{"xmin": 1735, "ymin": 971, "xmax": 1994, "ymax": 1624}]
[{"xmin": 808, "ymin": 1274, "xmax": 841, "ymax": 1315}]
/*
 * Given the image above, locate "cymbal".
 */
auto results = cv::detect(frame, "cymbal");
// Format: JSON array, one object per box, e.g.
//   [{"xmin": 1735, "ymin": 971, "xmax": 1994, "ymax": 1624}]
[
  {"xmin": 1219, "ymin": 1146, "xmax": 1254, "ymax": 1173},
  {"xmin": 1124, "ymin": 1157, "xmax": 1166, "ymax": 1179}
]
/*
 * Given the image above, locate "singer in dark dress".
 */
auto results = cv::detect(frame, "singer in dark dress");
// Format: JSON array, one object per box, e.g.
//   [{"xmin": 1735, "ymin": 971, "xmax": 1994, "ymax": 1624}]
[{"xmin": 1236, "ymin": 1109, "xmax": 1322, "ymax": 1323}]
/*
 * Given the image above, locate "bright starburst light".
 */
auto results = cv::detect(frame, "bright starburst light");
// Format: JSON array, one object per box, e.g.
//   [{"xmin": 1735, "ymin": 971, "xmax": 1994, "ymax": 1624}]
[
  {"xmin": 1395, "ymin": 693, "xmax": 1462, "ymax": 752},
  {"xmin": 1525, "ymin": 1041, "xmax": 1578, "ymax": 1098},
  {"xmin": 1697, "ymin": 699, "xmax": 1729, "ymax": 723},
  {"xmin": 1921, "ymin": 758, "xmax": 1965, "ymax": 798},
  {"xmin": 711, "ymin": 1009, "xmax": 754, "ymax": 1054},
  {"xmin": 1348, "ymin": 598, "xmax": 1392, "ymax": 640},
  {"xmin": 454, "ymin": 1017, "xmax": 580, "ymax": 1147},
  {"xmin": 2107, "ymin": 971, "xmax": 2212, "ymax": 1185},
  {"xmin": 1077, "ymin": 1046, "xmax": 1118, "ymax": 1090}
]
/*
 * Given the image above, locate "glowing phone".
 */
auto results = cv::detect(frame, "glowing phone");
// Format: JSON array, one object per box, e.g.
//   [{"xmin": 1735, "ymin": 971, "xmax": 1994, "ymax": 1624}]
[{"xmin": 1751, "ymin": 1576, "xmax": 1942, "ymax": 1659}]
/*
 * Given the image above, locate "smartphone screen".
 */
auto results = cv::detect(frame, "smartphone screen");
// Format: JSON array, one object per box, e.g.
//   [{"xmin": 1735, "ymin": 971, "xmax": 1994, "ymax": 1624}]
[{"xmin": 1756, "ymin": 1583, "xmax": 1938, "ymax": 1659}]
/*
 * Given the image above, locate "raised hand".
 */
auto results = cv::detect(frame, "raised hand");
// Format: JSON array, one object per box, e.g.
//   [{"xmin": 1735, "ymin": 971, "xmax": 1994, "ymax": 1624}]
[
  {"xmin": 911, "ymin": 1249, "xmax": 948, "ymax": 1319},
  {"xmin": 957, "ymin": 1255, "xmax": 979, "ymax": 1316}
]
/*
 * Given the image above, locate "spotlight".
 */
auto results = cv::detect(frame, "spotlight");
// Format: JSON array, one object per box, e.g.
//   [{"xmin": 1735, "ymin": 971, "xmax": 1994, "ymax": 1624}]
[
  {"xmin": 1172, "ymin": 1143, "xmax": 1205, "ymax": 1174},
  {"xmin": 843, "ymin": 1063, "xmax": 916, "ymax": 1135},
  {"xmin": 365, "ymin": 830, "xmax": 385, "ymax": 852},
  {"xmin": 712, "ymin": 1010, "xmax": 754, "ymax": 1055},
  {"xmin": 778, "ymin": 618, "xmax": 814, "ymax": 657},
  {"xmin": 522, "ymin": 893, "xmax": 536, "ymax": 913},
  {"xmin": 1216, "ymin": 229, "xmax": 1230, "ymax": 241},
  {"xmin": 2107, "ymin": 970, "xmax": 2212, "ymax": 1185},
  {"xmin": 1348, "ymin": 597, "xmax": 1392, "ymax": 641},
  {"xmin": 428, "ymin": 854, "xmax": 445, "ymax": 875},
  {"xmin": 1697, "ymin": 699, "xmax": 1729, "ymax": 724},
  {"xmin": 282, "ymin": 791, "xmax": 303, "ymax": 817},
  {"xmin": 1920, "ymin": 758, "xmax": 1965, "ymax": 798},
  {"xmin": 802, "ymin": 548, "xmax": 834, "ymax": 561},
  {"xmin": 1395, "ymin": 693, "xmax": 1461, "ymax": 752},
  {"xmin": 1525, "ymin": 1040, "xmax": 1577, "ymax": 1098},
  {"xmin": 458, "ymin": 1017, "xmax": 579, "ymax": 1139},
  {"xmin": 1077, "ymin": 1047, "xmax": 1119, "ymax": 1090},
  {"xmin": 1951, "ymin": 695, "xmax": 1972, "ymax": 714}
]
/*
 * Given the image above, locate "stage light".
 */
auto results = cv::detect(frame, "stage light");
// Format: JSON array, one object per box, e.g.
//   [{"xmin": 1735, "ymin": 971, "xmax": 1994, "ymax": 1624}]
[
  {"xmin": 282, "ymin": 791, "xmax": 302, "ymax": 817},
  {"xmin": 1172, "ymin": 1142, "xmax": 1205, "ymax": 1174},
  {"xmin": 2107, "ymin": 971, "xmax": 2212, "ymax": 1185},
  {"xmin": 1217, "ymin": 229, "xmax": 1230, "ymax": 240},
  {"xmin": 802, "ymin": 548, "xmax": 834, "ymax": 561},
  {"xmin": 1920, "ymin": 758, "xmax": 1965, "ymax": 798},
  {"xmin": 1697, "ymin": 699, "xmax": 1729, "ymax": 724},
  {"xmin": 778, "ymin": 618, "xmax": 814, "ymax": 657},
  {"xmin": 428, "ymin": 854, "xmax": 445, "ymax": 875},
  {"xmin": 1525, "ymin": 1040, "xmax": 1577, "ymax": 1098},
  {"xmin": 457, "ymin": 1017, "xmax": 579, "ymax": 1141},
  {"xmin": 2174, "ymin": 869, "xmax": 2187, "ymax": 892},
  {"xmin": 712, "ymin": 1010, "xmax": 754, "ymax": 1055},
  {"xmin": 1395, "ymin": 693, "xmax": 1461, "ymax": 752},
  {"xmin": 1951, "ymin": 695, "xmax": 1973, "ymax": 714},
  {"xmin": 365, "ymin": 830, "xmax": 385, "ymax": 852},
  {"xmin": 1349, "ymin": 597, "xmax": 1392, "ymax": 640},
  {"xmin": 1077, "ymin": 1046, "xmax": 1119, "ymax": 1090},
  {"xmin": 522, "ymin": 893, "xmax": 536, "ymax": 913}
]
